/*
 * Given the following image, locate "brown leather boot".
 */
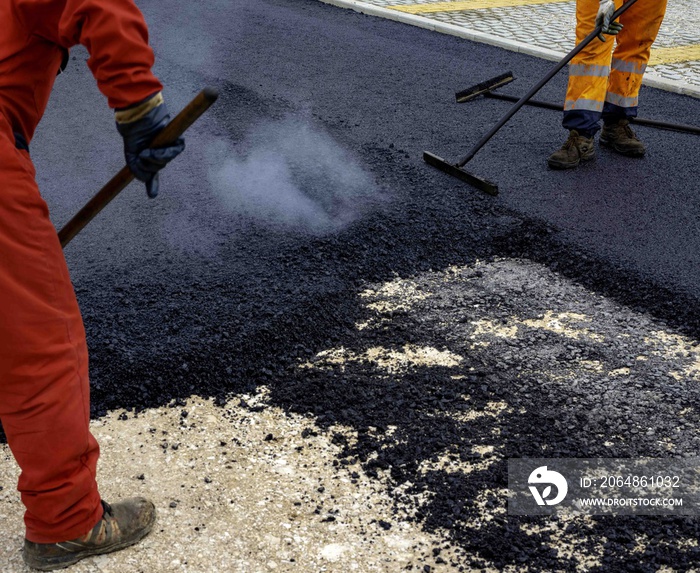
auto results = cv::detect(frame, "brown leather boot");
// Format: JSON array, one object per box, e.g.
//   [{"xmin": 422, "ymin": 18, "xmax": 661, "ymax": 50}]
[
  {"xmin": 23, "ymin": 498, "xmax": 156, "ymax": 571},
  {"xmin": 600, "ymin": 119, "xmax": 646, "ymax": 157},
  {"xmin": 547, "ymin": 130, "xmax": 596, "ymax": 169}
]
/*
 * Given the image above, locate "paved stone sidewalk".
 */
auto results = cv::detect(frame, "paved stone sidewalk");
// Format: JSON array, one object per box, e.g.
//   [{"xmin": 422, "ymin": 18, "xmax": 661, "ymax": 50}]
[{"xmin": 321, "ymin": 0, "xmax": 700, "ymax": 98}]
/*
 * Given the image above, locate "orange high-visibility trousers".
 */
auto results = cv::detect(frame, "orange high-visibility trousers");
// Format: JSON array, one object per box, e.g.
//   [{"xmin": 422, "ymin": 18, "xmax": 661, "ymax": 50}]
[
  {"xmin": 1, "ymin": 0, "xmax": 162, "ymax": 544},
  {"xmin": 563, "ymin": 0, "xmax": 667, "ymax": 135}
]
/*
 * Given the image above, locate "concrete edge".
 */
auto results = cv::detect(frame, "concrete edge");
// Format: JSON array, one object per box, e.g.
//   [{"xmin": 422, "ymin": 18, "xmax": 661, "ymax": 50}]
[{"xmin": 318, "ymin": 0, "xmax": 700, "ymax": 99}]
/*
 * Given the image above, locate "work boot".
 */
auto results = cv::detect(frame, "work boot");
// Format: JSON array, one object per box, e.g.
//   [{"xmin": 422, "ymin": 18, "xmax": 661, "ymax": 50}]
[
  {"xmin": 23, "ymin": 498, "xmax": 156, "ymax": 571},
  {"xmin": 600, "ymin": 119, "xmax": 646, "ymax": 157},
  {"xmin": 547, "ymin": 130, "xmax": 596, "ymax": 169}
]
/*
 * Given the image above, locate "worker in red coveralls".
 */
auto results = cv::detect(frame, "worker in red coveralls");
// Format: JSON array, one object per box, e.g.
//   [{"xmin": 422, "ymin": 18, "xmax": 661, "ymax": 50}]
[
  {"xmin": 548, "ymin": 0, "xmax": 667, "ymax": 169},
  {"xmin": 0, "ymin": 1, "xmax": 184, "ymax": 570}
]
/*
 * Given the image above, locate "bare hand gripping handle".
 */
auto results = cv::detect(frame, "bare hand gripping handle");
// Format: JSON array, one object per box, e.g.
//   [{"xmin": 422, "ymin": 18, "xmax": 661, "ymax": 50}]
[{"xmin": 58, "ymin": 87, "xmax": 219, "ymax": 248}]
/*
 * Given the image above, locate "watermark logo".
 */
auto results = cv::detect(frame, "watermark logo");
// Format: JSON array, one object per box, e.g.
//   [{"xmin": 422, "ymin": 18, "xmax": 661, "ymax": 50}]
[
  {"xmin": 509, "ymin": 458, "xmax": 699, "ymax": 515},
  {"xmin": 528, "ymin": 466, "xmax": 568, "ymax": 506}
]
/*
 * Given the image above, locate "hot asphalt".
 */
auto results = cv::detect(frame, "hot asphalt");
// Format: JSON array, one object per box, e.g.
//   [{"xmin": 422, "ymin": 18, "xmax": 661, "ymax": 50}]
[{"xmin": 2, "ymin": 0, "xmax": 700, "ymax": 571}]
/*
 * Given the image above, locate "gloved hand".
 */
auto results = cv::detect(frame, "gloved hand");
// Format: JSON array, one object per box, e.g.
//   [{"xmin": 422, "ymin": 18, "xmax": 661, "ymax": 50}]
[
  {"xmin": 116, "ymin": 95, "xmax": 185, "ymax": 198},
  {"xmin": 595, "ymin": 0, "xmax": 623, "ymax": 42}
]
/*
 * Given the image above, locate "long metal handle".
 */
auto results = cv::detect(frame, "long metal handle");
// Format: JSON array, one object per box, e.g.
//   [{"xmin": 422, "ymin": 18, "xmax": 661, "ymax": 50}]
[
  {"xmin": 485, "ymin": 92, "xmax": 700, "ymax": 135},
  {"xmin": 455, "ymin": 0, "xmax": 639, "ymax": 167},
  {"xmin": 58, "ymin": 87, "xmax": 219, "ymax": 248}
]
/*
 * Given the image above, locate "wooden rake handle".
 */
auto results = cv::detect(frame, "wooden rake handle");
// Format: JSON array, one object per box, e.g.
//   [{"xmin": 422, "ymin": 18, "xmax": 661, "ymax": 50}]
[{"xmin": 58, "ymin": 87, "xmax": 219, "ymax": 248}]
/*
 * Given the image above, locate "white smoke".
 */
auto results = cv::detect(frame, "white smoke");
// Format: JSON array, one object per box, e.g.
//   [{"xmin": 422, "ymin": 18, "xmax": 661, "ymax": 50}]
[{"xmin": 208, "ymin": 117, "xmax": 381, "ymax": 235}]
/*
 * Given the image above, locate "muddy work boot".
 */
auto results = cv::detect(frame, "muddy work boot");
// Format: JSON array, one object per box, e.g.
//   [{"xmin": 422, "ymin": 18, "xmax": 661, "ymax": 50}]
[
  {"xmin": 547, "ymin": 130, "xmax": 596, "ymax": 169},
  {"xmin": 600, "ymin": 119, "xmax": 646, "ymax": 157},
  {"xmin": 23, "ymin": 498, "xmax": 156, "ymax": 571}
]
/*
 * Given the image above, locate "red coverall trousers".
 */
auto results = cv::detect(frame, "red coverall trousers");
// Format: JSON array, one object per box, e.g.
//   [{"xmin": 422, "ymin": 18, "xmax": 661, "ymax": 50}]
[{"xmin": 0, "ymin": 0, "xmax": 161, "ymax": 544}]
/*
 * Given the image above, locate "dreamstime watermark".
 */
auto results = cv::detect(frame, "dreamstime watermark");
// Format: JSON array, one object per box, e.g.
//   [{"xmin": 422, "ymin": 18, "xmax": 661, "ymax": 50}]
[{"xmin": 508, "ymin": 458, "xmax": 700, "ymax": 516}]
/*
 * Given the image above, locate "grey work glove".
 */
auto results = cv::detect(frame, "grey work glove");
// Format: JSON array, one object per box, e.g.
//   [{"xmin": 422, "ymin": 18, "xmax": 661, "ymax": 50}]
[
  {"xmin": 116, "ymin": 99, "xmax": 185, "ymax": 198},
  {"xmin": 596, "ymin": 0, "xmax": 623, "ymax": 41}
]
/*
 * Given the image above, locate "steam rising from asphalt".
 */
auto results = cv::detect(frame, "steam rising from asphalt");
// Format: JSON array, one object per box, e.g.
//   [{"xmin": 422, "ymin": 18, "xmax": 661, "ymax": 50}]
[{"xmin": 208, "ymin": 118, "xmax": 380, "ymax": 235}]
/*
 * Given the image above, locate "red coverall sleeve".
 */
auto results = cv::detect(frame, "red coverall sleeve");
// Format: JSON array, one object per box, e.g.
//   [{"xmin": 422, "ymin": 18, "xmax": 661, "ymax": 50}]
[{"xmin": 18, "ymin": 0, "xmax": 163, "ymax": 109}]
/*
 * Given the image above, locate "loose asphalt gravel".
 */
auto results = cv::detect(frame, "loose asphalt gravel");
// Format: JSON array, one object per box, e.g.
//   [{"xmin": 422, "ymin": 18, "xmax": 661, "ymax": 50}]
[{"xmin": 2, "ymin": 0, "xmax": 700, "ymax": 571}]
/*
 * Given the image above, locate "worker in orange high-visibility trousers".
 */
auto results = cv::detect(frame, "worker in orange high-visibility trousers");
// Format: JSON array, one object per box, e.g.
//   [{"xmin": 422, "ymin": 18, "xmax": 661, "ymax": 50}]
[
  {"xmin": 0, "ymin": 1, "xmax": 184, "ymax": 570},
  {"xmin": 548, "ymin": 0, "xmax": 667, "ymax": 169}
]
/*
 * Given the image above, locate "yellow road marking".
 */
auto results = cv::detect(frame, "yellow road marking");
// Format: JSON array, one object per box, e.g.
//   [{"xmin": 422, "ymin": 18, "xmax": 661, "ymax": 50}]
[
  {"xmin": 650, "ymin": 44, "xmax": 700, "ymax": 66},
  {"xmin": 388, "ymin": 0, "xmax": 700, "ymax": 67},
  {"xmin": 388, "ymin": 0, "xmax": 571, "ymax": 14}
]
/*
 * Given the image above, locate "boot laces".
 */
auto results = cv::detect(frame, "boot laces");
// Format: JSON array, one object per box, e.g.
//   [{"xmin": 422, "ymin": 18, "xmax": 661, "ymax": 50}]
[
  {"xmin": 623, "ymin": 123, "xmax": 638, "ymax": 139},
  {"xmin": 614, "ymin": 120, "xmax": 638, "ymax": 140},
  {"xmin": 563, "ymin": 131, "xmax": 580, "ymax": 149}
]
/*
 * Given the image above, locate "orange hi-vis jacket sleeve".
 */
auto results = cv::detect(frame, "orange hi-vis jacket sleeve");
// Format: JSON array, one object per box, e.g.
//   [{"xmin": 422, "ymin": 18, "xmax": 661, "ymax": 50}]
[{"xmin": 1, "ymin": 0, "xmax": 163, "ymax": 144}]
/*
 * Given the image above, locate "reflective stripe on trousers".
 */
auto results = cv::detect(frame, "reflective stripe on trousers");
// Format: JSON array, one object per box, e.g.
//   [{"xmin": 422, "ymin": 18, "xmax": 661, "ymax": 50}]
[{"xmin": 563, "ymin": 0, "xmax": 667, "ymax": 135}]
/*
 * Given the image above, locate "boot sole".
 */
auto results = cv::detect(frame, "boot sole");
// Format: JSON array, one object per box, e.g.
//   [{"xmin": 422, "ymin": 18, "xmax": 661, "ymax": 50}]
[
  {"xmin": 23, "ymin": 512, "xmax": 156, "ymax": 571},
  {"xmin": 599, "ymin": 138, "xmax": 646, "ymax": 157},
  {"xmin": 547, "ymin": 152, "xmax": 596, "ymax": 170}
]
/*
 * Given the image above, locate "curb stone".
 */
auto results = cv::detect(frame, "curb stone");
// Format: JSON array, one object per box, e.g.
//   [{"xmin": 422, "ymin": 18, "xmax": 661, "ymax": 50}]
[{"xmin": 319, "ymin": 0, "xmax": 700, "ymax": 99}]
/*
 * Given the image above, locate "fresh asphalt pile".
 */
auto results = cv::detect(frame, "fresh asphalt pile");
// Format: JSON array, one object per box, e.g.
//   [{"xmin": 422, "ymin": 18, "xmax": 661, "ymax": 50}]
[{"xmin": 2, "ymin": 0, "xmax": 700, "ymax": 571}]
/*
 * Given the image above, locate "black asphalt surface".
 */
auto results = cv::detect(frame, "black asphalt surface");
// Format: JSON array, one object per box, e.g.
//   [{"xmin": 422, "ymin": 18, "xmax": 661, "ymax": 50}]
[{"xmin": 9, "ymin": 0, "xmax": 700, "ymax": 570}]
